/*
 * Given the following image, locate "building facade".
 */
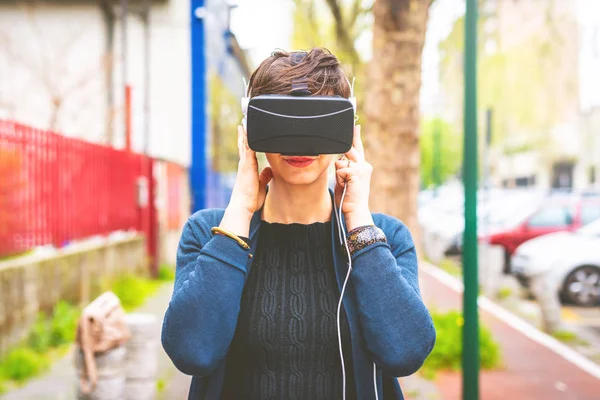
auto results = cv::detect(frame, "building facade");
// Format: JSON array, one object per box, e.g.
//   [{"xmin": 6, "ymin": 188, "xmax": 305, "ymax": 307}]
[
  {"xmin": 438, "ymin": 0, "xmax": 599, "ymax": 191},
  {"xmin": 0, "ymin": 0, "xmax": 251, "ymax": 265}
]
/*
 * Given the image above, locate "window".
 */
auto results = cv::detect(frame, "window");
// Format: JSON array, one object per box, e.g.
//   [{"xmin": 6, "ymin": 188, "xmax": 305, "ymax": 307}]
[
  {"xmin": 527, "ymin": 205, "xmax": 573, "ymax": 228},
  {"xmin": 581, "ymin": 203, "xmax": 600, "ymax": 226}
]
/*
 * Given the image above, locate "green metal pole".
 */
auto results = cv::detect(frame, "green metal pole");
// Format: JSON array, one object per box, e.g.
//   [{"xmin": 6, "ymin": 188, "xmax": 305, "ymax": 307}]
[{"xmin": 463, "ymin": 0, "xmax": 479, "ymax": 399}]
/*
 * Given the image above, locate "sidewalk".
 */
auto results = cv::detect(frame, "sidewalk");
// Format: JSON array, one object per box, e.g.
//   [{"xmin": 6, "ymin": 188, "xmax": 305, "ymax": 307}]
[
  {"xmin": 419, "ymin": 262, "xmax": 600, "ymax": 400},
  {"xmin": 2, "ymin": 283, "xmax": 191, "ymax": 400}
]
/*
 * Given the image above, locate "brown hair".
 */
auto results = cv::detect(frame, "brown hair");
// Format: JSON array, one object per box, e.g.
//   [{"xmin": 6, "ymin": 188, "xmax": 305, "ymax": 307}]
[{"xmin": 247, "ymin": 48, "xmax": 351, "ymax": 98}]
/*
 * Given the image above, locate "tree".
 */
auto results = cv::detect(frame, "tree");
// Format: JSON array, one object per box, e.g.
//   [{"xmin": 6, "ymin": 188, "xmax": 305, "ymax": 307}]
[
  {"xmin": 292, "ymin": 0, "xmax": 433, "ymax": 236},
  {"xmin": 364, "ymin": 0, "xmax": 431, "ymax": 236},
  {"xmin": 439, "ymin": 3, "xmax": 579, "ymax": 153},
  {"xmin": 420, "ymin": 117, "xmax": 462, "ymax": 188}
]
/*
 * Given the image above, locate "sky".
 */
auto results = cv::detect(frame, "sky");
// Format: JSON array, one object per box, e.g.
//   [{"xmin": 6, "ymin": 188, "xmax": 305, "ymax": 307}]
[{"xmin": 230, "ymin": 0, "xmax": 295, "ymax": 67}]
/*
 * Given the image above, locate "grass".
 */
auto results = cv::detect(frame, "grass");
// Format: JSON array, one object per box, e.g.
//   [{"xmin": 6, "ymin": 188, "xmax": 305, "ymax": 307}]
[
  {"xmin": 439, "ymin": 257, "xmax": 462, "ymax": 278},
  {"xmin": 552, "ymin": 330, "xmax": 577, "ymax": 342},
  {"xmin": 27, "ymin": 301, "xmax": 78, "ymax": 353},
  {"xmin": 420, "ymin": 310, "xmax": 502, "ymax": 380},
  {"xmin": 0, "ymin": 250, "xmax": 34, "ymax": 263},
  {"xmin": 551, "ymin": 330, "xmax": 589, "ymax": 346},
  {"xmin": 0, "ymin": 348, "xmax": 50, "ymax": 382},
  {"xmin": 111, "ymin": 273, "xmax": 161, "ymax": 312},
  {"xmin": 158, "ymin": 264, "xmax": 176, "ymax": 281},
  {"xmin": 0, "ymin": 300, "xmax": 79, "ymax": 386},
  {"xmin": 496, "ymin": 287, "xmax": 513, "ymax": 300}
]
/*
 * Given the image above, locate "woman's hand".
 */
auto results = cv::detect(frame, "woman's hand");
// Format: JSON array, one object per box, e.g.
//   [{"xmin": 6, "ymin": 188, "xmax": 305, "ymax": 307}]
[
  {"xmin": 219, "ymin": 126, "xmax": 272, "ymax": 237},
  {"xmin": 334, "ymin": 125, "xmax": 374, "ymax": 231}
]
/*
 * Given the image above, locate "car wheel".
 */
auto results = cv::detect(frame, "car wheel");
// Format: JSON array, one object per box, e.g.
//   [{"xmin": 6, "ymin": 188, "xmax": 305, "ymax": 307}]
[
  {"xmin": 515, "ymin": 275, "xmax": 531, "ymax": 289},
  {"xmin": 563, "ymin": 266, "xmax": 600, "ymax": 307}
]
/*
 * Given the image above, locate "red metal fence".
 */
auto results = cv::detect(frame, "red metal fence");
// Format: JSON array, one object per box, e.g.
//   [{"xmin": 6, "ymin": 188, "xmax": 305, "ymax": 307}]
[{"xmin": 0, "ymin": 120, "xmax": 156, "ymax": 262}]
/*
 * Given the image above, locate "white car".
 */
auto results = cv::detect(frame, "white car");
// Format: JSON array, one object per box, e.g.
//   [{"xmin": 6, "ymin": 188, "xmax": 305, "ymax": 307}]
[{"xmin": 511, "ymin": 218, "xmax": 600, "ymax": 307}]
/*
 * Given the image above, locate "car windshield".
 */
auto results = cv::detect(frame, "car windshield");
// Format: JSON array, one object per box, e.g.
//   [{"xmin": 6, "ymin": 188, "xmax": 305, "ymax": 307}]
[{"xmin": 576, "ymin": 218, "xmax": 600, "ymax": 237}]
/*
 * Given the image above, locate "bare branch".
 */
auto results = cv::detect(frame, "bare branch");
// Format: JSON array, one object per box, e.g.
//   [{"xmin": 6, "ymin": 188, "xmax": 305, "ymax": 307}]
[{"xmin": 324, "ymin": 0, "xmax": 360, "ymax": 64}]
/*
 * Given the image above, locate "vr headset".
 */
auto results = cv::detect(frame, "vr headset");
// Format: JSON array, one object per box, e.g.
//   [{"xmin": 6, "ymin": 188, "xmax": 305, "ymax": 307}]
[{"xmin": 241, "ymin": 77, "xmax": 357, "ymax": 156}]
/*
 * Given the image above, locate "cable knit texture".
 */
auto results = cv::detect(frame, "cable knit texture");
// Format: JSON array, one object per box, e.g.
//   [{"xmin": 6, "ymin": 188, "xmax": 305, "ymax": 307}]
[{"xmin": 221, "ymin": 221, "xmax": 356, "ymax": 400}]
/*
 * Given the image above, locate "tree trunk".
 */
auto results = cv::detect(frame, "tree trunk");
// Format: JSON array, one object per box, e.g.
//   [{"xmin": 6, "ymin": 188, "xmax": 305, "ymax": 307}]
[{"xmin": 365, "ymin": 0, "xmax": 430, "ymax": 240}]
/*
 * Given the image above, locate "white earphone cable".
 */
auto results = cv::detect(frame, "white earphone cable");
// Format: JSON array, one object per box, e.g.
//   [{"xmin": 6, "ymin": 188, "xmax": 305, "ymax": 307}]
[{"xmin": 336, "ymin": 181, "xmax": 379, "ymax": 400}]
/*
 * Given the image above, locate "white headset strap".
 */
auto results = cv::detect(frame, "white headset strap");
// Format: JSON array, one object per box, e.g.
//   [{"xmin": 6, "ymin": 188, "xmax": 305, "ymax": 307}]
[
  {"xmin": 347, "ymin": 76, "xmax": 357, "ymax": 113},
  {"xmin": 241, "ymin": 77, "xmax": 250, "ymax": 116}
]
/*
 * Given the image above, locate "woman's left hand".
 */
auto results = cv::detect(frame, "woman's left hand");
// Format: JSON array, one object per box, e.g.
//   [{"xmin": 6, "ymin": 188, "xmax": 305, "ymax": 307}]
[{"xmin": 335, "ymin": 125, "xmax": 375, "ymax": 231}]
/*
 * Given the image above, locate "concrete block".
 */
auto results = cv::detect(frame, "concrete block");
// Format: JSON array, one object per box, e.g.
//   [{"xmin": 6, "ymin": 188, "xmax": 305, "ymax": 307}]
[
  {"xmin": 531, "ymin": 272, "xmax": 563, "ymax": 333},
  {"xmin": 478, "ymin": 244, "xmax": 505, "ymax": 297},
  {"xmin": 76, "ymin": 375, "xmax": 126, "ymax": 400},
  {"xmin": 125, "ymin": 379, "xmax": 157, "ymax": 400},
  {"xmin": 75, "ymin": 346, "xmax": 127, "ymax": 400}
]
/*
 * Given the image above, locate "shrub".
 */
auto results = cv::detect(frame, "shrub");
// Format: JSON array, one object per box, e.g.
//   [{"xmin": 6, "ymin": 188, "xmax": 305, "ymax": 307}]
[
  {"xmin": 158, "ymin": 264, "xmax": 176, "ymax": 281},
  {"xmin": 440, "ymin": 258, "xmax": 462, "ymax": 278},
  {"xmin": 27, "ymin": 301, "xmax": 79, "ymax": 353},
  {"xmin": 49, "ymin": 301, "xmax": 79, "ymax": 347},
  {"xmin": 111, "ymin": 274, "xmax": 159, "ymax": 311},
  {"xmin": 0, "ymin": 348, "xmax": 49, "ymax": 382},
  {"xmin": 421, "ymin": 310, "xmax": 502, "ymax": 379},
  {"xmin": 28, "ymin": 312, "xmax": 51, "ymax": 353},
  {"xmin": 497, "ymin": 287, "xmax": 513, "ymax": 300}
]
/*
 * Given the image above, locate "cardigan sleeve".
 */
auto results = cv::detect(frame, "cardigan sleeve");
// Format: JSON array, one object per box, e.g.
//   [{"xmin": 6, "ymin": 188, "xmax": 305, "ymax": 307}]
[
  {"xmin": 161, "ymin": 213, "xmax": 251, "ymax": 377},
  {"xmin": 349, "ymin": 216, "xmax": 436, "ymax": 377}
]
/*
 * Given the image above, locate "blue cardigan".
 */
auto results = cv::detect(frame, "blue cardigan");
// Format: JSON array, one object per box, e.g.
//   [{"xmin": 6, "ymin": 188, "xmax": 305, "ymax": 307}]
[{"xmin": 161, "ymin": 189, "xmax": 436, "ymax": 399}]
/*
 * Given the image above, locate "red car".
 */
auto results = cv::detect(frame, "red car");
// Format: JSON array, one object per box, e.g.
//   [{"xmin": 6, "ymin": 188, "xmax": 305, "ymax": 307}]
[{"xmin": 485, "ymin": 194, "xmax": 600, "ymax": 273}]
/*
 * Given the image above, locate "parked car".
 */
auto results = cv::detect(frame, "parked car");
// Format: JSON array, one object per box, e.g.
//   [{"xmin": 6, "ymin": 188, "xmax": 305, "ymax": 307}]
[
  {"xmin": 511, "ymin": 218, "xmax": 600, "ymax": 307},
  {"xmin": 486, "ymin": 194, "xmax": 600, "ymax": 273},
  {"xmin": 443, "ymin": 190, "xmax": 546, "ymax": 256}
]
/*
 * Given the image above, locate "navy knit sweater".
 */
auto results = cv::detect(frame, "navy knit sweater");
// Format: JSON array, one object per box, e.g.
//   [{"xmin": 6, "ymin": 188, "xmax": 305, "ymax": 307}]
[{"xmin": 221, "ymin": 221, "xmax": 356, "ymax": 399}]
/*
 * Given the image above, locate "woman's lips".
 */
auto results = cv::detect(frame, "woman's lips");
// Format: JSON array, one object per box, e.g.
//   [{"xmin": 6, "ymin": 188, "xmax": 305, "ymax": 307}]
[{"xmin": 284, "ymin": 157, "xmax": 315, "ymax": 168}]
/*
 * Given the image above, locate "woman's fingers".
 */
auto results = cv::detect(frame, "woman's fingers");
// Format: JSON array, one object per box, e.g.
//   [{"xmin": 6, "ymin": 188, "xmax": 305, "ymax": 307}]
[
  {"xmin": 353, "ymin": 125, "xmax": 364, "ymax": 154},
  {"xmin": 238, "ymin": 125, "xmax": 259, "ymax": 168},
  {"xmin": 258, "ymin": 166, "xmax": 273, "ymax": 187},
  {"xmin": 341, "ymin": 125, "xmax": 365, "ymax": 163},
  {"xmin": 334, "ymin": 158, "xmax": 350, "ymax": 170},
  {"xmin": 344, "ymin": 147, "xmax": 363, "ymax": 163},
  {"xmin": 335, "ymin": 167, "xmax": 351, "ymax": 187}
]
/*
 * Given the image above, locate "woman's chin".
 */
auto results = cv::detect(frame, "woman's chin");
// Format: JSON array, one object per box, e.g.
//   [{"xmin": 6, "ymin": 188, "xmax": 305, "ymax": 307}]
[{"xmin": 278, "ymin": 172, "xmax": 321, "ymax": 186}]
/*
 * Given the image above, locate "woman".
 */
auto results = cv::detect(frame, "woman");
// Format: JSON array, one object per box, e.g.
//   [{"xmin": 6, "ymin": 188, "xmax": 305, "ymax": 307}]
[{"xmin": 162, "ymin": 48, "xmax": 435, "ymax": 400}]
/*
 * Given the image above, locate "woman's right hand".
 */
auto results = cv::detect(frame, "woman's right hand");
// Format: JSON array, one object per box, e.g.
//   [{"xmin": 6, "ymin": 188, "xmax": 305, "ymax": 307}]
[{"xmin": 219, "ymin": 126, "xmax": 272, "ymax": 237}]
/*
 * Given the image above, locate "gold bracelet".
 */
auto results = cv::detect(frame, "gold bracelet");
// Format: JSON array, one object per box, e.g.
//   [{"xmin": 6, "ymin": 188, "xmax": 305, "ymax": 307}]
[{"xmin": 210, "ymin": 227, "xmax": 250, "ymax": 250}]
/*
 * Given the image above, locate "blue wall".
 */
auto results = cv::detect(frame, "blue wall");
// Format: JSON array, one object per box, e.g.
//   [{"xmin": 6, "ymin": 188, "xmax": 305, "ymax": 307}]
[{"xmin": 190, "ymin": 0, "xmax": 248, "ymax": 212}]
